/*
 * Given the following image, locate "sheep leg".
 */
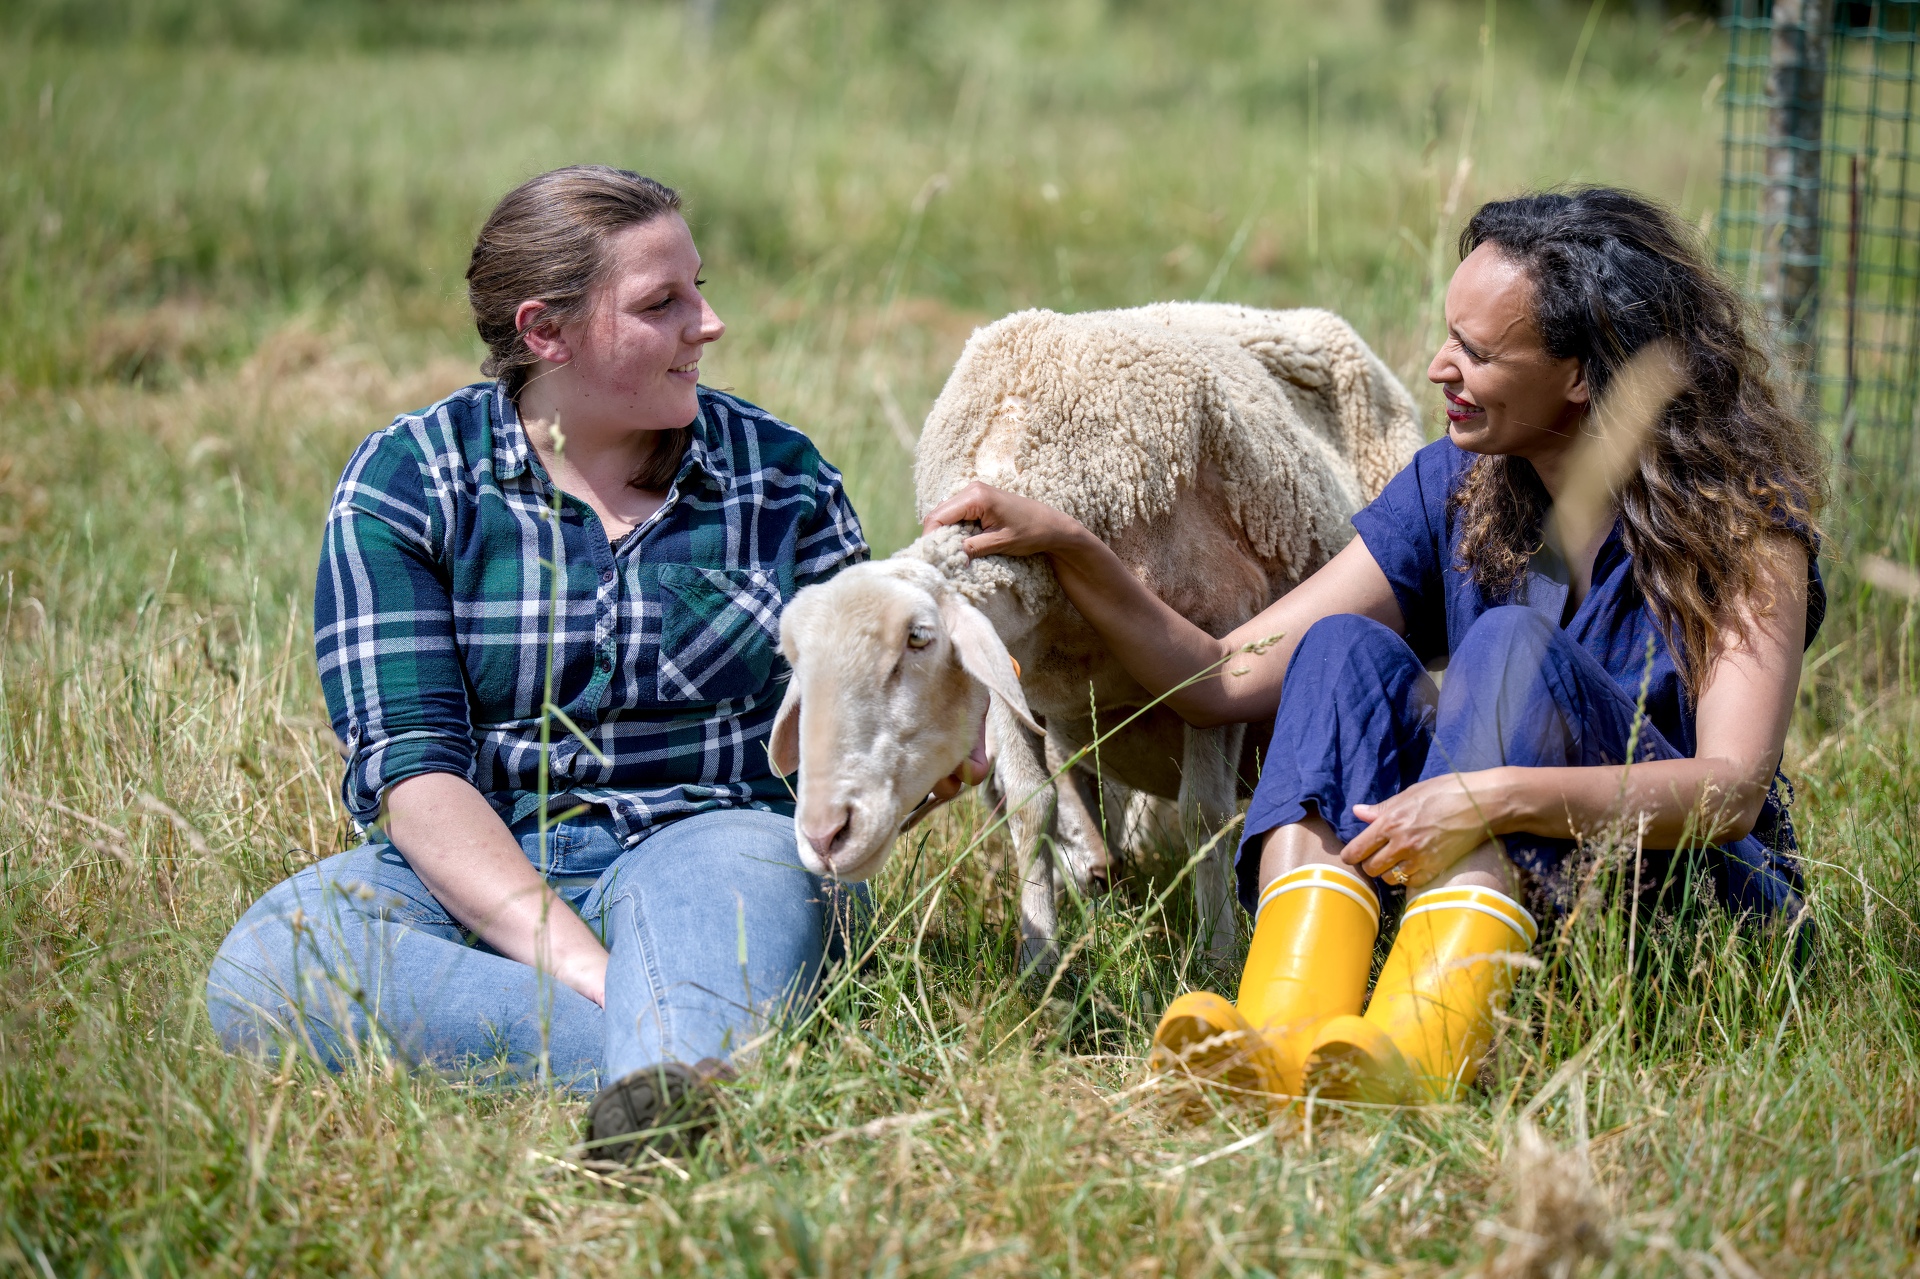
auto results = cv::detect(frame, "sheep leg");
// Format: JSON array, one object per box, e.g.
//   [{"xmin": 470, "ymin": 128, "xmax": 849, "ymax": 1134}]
[
  {"xmin": 1179, "ymin": 722, "xmax": 1245, "ymax": 957},
  {"xmin": 1044, "ymin": 729, "xmax": 1113, "ymax": 897},
  {"xmin": 987, "ymin": 697, "xmax": 1060, "ymax": 974},
  {"xmin": 1106, "ymin": 783, "xmax": 1181, "ymax": 863}
]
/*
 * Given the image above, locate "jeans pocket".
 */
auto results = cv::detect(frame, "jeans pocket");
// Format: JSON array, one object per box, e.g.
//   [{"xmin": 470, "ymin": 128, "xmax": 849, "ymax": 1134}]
[
  {"xmin": 655, "ymin": 564, "xmax": 782, "ymax": 704},
  {"xmin": 511, "ymin": 824, "xmax": 594, "ymax": 911}
]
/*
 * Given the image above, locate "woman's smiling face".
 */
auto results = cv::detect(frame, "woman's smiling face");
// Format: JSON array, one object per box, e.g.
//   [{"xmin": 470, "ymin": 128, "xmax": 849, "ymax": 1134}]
[
  {"xmin": 1427, "ymin": 244, "xmax": 1588, "ymax": 470},
  {"xmin": 520, "ymin": 212, "xmax": 725, "ymax": 438}
]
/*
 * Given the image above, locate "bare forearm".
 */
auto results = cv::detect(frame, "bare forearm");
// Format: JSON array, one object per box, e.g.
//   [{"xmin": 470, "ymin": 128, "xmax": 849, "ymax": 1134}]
[
  {"xmin": 1481, "ymin": 758, "xmax": 1775, "ymax": 848},
  {"xmin": 384, "ymin": 772, "xmax": 609, "ymax": 1005},
  {"xmin": 923, "ymin": 483, "xmax": 1400, "ymax": 728}
]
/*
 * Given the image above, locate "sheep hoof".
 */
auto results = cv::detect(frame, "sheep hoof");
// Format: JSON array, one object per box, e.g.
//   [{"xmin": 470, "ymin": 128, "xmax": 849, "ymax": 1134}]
[{"xmin": 1018, "ymin": 939, "xmax": 1061, "ymax": 982}]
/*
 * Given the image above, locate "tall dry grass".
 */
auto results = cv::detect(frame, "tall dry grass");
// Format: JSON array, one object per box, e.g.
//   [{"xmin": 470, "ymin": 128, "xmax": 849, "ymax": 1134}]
[{"xmin": 1, "ymin": 1, "xmax": 1916, "ymax": 1274}]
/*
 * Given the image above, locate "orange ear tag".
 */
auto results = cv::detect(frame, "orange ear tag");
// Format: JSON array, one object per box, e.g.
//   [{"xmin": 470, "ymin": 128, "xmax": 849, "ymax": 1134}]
[{"xmin": 1009, "ymin": 657, "xmax": 1021, "ymax": 679}]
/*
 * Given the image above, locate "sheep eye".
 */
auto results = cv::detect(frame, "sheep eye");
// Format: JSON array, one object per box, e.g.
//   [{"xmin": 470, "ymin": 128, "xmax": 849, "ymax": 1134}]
[{"xmin": 906, "ymin": 623, "xmax": 936, "ymax": 650}]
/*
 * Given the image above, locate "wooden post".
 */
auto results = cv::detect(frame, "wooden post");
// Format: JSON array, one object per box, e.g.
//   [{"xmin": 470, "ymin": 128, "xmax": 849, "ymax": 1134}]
[{"xmin": 1761, "ymin": 0, "xmax": 1832, "ymax": 392}]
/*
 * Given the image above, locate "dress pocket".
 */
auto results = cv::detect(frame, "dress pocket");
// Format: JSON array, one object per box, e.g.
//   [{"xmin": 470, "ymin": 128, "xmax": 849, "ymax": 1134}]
[{"xmin": 655, "ymin": 564, "xmax": 783, "ymax": 704}]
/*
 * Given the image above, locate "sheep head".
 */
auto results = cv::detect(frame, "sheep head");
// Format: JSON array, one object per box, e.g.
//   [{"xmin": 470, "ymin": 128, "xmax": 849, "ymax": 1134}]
[{"xmin": 770, "ymin": 559, "xmax": 1040, "ymax": 882}]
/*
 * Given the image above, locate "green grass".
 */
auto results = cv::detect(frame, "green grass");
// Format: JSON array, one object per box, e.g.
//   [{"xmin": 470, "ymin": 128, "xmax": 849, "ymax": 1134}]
[{"xmin": 2, "ymin": 1, "xmax": 1917, "ymax": 1274}]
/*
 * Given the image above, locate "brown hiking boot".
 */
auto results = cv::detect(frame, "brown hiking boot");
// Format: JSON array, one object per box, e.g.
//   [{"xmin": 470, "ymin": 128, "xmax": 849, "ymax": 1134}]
[{"xmin": 584, "ymin": 1057, "xmax": 736, "ymax": 1164}]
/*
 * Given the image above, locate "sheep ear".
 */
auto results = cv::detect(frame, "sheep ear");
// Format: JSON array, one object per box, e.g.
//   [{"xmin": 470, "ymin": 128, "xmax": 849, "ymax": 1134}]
[
  {"xmin": 769, "ymin": 673, "xmax": 801, "ymax": 776},
  {"xmin": 943, "ymin": 598, "xmax": 1042, "ymax": 735}
]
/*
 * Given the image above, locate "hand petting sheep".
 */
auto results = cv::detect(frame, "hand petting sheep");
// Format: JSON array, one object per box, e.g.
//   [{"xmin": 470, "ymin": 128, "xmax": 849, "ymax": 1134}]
[{"xmin": 771, "ymin": 303, "xmax": 1420, "ymax": 970}]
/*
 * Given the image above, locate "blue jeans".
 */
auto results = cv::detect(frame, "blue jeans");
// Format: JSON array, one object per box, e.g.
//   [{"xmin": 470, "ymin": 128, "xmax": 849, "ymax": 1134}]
[
  {"xmin": 1240, "ymin": 607, "xmax": 1808, "ymax": 922},
  {"xmin": 206, "ymin": 807, "xmax": 859, "ymax": 1093}
]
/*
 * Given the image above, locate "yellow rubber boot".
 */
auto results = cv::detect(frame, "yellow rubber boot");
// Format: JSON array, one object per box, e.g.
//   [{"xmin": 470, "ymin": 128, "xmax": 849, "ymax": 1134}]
[
  {"xmin": 1147, "ymin": 991, "xmax": 1283, "ymax": 1101},
  {"xmin": 1305, "ymin": 883, "xmax": 1538, "ymax": 1104},
  {"xmin": 1234, "ymin": 864, "xmax": 1381, "ymax": 1094}
]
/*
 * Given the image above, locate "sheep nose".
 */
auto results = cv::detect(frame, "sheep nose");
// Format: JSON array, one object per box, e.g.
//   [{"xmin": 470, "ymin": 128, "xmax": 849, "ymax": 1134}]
[
  {"xmin": 801, "ymin": 808, "xmax": 849, "ymax": 864},
  {"xmin": 1084, "ymin": 862, "xmax": 1112, "ymax": 895}
]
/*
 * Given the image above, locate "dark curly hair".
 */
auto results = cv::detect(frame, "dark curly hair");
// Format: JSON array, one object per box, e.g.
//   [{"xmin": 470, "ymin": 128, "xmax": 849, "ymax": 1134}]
[{"xmin": 1449, "ymin": 187, "xmax": 1826, "ymax": 694}]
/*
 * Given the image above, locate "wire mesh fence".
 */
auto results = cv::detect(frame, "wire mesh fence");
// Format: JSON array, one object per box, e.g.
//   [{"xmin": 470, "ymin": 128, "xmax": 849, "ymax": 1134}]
[{"xmin": 1718, "ymin": 0, "xmax": 1920, "ymax": 489}]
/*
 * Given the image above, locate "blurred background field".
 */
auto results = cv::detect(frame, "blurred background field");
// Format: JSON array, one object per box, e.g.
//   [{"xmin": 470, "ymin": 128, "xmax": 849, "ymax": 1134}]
[{"xmin": 1, "ymin": 1, "xmax": 1916, "ymax": 1275}]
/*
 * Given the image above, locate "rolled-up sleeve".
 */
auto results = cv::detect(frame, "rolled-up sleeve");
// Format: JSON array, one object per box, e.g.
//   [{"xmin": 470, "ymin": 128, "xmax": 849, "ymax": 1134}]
[
  {"xmin": 314, "ymin": 433, "xmax": 475, "ymax": 828},
  {"xmin": 1349, "ymin": 440, "xmax": 1455, "ymax": 663},
  {"xmin": 792, "ymin": 457, "xmax": 870, "ymax": 590}
]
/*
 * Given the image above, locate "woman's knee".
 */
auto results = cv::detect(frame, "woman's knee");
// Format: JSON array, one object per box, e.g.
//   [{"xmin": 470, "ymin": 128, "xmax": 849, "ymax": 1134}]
[
  {"xmin": 597, "ymin": 809, "xmax": 843, "ymax": 1068},
  {"xmin": 1454, "ymin": 605, "xmax": 1560, "ymax": 673},
  {"xmin": 206, "ymin": 879, "xmax": 306, "ymax": 1052},
  {"xmin": 203, "ymin": 852, "xmax": 388, "ymax": 1051},
  {"xmin": 1296, "ymin": 612, "xmax": 1406, "ymax": 659},
  {"xmin": 1440, "ymin": 607, "xmax": 1566, "ymax": 719},
  {"xmin": 718, "ymin": 807, "xmax": 811, "ymax": 866},
  {"xmin": 1433, "ymin": 606, "xmax": 1586, "ymax": 763},
  {"xmin": 599, "ymin": 809, "xmax": 832, "ymax": 941},
  {"xmin": 1286, "ymin": 613, "xmax": 1424, "ymax": 699}
]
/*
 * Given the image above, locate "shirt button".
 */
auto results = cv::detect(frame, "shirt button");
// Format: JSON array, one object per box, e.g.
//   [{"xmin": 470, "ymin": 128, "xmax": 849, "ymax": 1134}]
[{"xmin": 600, "ymin": 568, "xmax": 615, "ymax": 583}]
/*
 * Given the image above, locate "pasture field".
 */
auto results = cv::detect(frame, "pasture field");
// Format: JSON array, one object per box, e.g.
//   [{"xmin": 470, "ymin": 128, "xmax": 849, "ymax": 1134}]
[{"xmin": 2, "ymin": 1, "xmax": 1917, "ymax": 1274}]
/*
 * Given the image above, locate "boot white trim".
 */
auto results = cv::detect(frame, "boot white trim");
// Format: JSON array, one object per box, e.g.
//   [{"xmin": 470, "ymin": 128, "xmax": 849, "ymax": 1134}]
[
  {"xmin": 1402, "ymin": 892, "xmax": 1538, "ymax": 948},
  {"xmin": 1257, "ymin": 864, "xmax": 1380, "ymax": 924}
]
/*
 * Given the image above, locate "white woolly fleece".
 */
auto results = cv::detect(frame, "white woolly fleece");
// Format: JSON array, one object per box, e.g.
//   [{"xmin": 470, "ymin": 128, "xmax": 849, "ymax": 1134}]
[{"xmin": 910, "ymin": 303, "xmax": 1422, "ymax": 588}]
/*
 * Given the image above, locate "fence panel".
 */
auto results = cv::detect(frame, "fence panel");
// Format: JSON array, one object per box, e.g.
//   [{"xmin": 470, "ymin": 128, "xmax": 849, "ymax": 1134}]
[{"xmin": 1719, "ymin": 0, "xmax": 1920, "ymax": 484}]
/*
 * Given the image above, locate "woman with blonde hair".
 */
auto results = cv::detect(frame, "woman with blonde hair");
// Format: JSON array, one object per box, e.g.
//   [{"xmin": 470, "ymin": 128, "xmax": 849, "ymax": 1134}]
[
  {"xmin": 927, "ymin": 187, "xmax": 1825, "ymax": 1103},
  {"xmin": 209, "ymin": 167, "xmax": 868, "ymax": 1156}
]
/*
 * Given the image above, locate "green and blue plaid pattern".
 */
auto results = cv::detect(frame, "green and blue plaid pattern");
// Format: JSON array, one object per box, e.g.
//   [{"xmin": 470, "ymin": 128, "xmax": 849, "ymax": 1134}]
[{"xmin": 315, "ymin": 382, "xmax": 868, "ymax": 845}]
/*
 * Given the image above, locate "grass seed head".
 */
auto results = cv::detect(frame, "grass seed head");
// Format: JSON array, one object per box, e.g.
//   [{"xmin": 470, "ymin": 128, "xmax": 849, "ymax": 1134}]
[{"xmin": 1480, "ymin": 1120, "xmax": 1613, "ymax": 1279}]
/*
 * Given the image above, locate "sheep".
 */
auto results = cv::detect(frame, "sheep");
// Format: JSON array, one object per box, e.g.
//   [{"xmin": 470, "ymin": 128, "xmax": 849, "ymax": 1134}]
[{"xmin": 771, "ymin": 303, "xmax": 1421, "ymax": 969}]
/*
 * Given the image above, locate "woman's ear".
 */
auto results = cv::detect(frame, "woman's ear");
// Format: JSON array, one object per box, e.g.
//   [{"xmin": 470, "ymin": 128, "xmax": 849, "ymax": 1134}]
[
  {"xmin": 515, "ymin": 299, "xmax": 570, "ymax": 365},
  {"xmin": 1566, "ymin": 358, "xmax": 1591, "ymax": 408}
]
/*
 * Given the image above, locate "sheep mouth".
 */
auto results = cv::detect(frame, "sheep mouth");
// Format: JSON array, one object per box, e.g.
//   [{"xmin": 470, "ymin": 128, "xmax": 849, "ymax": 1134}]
[
  {"xmin": 804, "ymin": 816, "xmax": 895, "ymax": 883},
  {"xmin": 812, "ymin": 843, "xmax": 889, "ymax": 883}
]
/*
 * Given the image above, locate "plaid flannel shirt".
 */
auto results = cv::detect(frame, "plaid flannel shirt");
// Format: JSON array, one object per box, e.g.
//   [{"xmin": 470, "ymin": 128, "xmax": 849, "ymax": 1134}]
[{"xmin": 315, "ymin": 381, "xmax": 868, "ymax": 846}]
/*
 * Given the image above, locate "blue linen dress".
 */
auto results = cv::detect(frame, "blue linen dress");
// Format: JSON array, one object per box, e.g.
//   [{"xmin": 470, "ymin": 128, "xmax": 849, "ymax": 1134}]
[{"xmin": 1239, "ymin": 438, "xmax": 1821, "ymax": 925}]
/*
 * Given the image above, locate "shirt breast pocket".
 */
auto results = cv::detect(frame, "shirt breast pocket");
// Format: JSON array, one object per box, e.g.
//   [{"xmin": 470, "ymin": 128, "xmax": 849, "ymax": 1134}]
[{"xmin": 655, "ymin": 564, "xmax": 783, "ymax": 705}]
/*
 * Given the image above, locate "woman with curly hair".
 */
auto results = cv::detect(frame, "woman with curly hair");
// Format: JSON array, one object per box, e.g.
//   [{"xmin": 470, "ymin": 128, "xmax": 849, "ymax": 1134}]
[{"xmin": 925, "ymin": 187, "xmax": 1825, "ymax": 1105}]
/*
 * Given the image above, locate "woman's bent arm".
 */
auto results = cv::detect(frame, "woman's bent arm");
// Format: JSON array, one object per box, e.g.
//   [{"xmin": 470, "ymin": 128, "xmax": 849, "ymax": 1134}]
[
  {"xmin": 1344, "ymin": 536, "xmax": 1808, "ymax": 886},
  {"xmin": 1502, "ymin": 537, "xmax": 1807, "ymax": 843},
  {"xmin": 384, "ymin": 772, "xmax": 610, "ymax": 1006},
  {"xmin": 924, "ymin": 482, "xmax": 1405, "ymax": 727}
]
